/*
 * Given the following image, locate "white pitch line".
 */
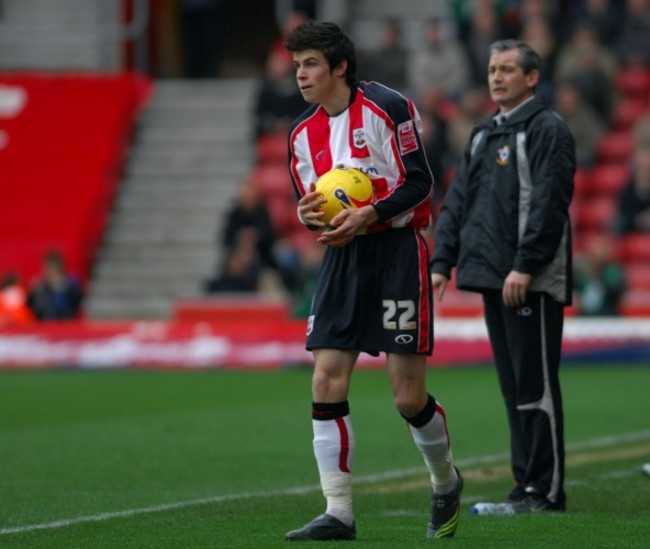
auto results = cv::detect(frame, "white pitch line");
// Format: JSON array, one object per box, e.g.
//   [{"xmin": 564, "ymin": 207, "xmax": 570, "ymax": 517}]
[{"xmin": 2, "ymin": 429, "xmax": 649, "ymax": 536}]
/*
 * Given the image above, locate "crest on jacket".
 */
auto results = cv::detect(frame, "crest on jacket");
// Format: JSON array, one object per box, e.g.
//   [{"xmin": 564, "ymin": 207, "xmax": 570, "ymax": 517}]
[{"xmin": 496, "ymin": 144, "xmax": 511, "ymax": 166}]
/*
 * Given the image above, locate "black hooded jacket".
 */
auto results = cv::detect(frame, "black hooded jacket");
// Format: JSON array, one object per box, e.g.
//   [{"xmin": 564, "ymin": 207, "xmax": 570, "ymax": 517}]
[{"xmin": 431, "ymin": 95, "xmax": 575, "ymax": 305}]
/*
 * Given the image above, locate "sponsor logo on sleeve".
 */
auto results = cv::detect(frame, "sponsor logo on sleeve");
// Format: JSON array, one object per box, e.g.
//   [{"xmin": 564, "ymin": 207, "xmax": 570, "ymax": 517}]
[{"xmin": 398, "ymin": 120, "xmax": 419, "ymax": 155}]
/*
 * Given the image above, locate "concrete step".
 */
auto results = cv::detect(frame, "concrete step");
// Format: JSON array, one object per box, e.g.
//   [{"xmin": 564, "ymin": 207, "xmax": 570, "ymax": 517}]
[
  {"xmin": 84, "ymin": 295, "xmax": 175, "ymax": 320},
  {"xmin": 124, "ymin": 158, "xmax": 251, "ymax": 178},
  {"xmin": 128, "ymin": 147, "xmax": 251, "ymax": 167},
  {"xmin": 133, "ymin": 127, "xmax": 252, "ymax": 144},
  {"xmin": 86, "ymin": 78, "xmax": 255, "ymax": 319},
  {"xmin": 102, "ymin": 225, "xmax": 216, "ymax": 245},
  {"xmin": 138, "ymin": 109, "xmax": 253, "ymax": 130},
  {"xmin": 93, "ymin": 259, "xmax": 214, "ymax": 279},
  {"xmin": 1, "ymin": 0, "xmax": 96, "ymax": 24},
  {"xmin": 89, "ymin": 271, "xmax": 206, "ymax": 294},
  {"xmin": 114, "ymin": 190, "xmax": 236, "ymax": 211},
  {"xmin": 100, "ymin": 243, "xmax": 214, "ymax": 263}
]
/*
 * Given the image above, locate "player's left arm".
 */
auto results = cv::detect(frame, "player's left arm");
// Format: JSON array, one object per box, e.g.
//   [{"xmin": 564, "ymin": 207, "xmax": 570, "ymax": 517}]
[{"xmin": 372, "ymin": 97, "xmax": 433, "ymax": 224}]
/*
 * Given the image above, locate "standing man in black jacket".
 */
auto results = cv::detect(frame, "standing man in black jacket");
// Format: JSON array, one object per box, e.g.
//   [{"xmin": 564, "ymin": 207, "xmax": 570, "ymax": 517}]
[{"xmin": 431, "ymin": 40, "xmax": 575, "ymax": 512}]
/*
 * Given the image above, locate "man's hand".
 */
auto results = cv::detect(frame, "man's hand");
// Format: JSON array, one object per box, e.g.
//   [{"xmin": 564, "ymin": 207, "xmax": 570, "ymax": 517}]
[
  {"xmin": 297, "ymin": 183, "xmax": 327, "ymax": 228},
  {"xmin": 431, "ymin": 273, "xmax": 449, "ymax": 302},
  {"xmin": 502, "ymin": 270, "xmax": 533, "ymax": 307},
  {"xmin": 317, "ymin": 205, "xmax": 378, "ymax": 247}
]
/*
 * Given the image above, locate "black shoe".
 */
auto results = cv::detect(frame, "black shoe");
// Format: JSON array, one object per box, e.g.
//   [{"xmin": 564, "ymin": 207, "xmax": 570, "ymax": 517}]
[
  {"xmin": 504, "ymin": 484, "xmax": 527, "ymax": 504},
  {"xmin": 511, "ymin": 488, "xmax": 566, "ymax": 513},
  {"xmin": 427, "ymin": 467, "xmax": 463, "ymax": 539},
  {"xmin": 285, "ymin": 513, "xmax": 356, "ymax": 541}
]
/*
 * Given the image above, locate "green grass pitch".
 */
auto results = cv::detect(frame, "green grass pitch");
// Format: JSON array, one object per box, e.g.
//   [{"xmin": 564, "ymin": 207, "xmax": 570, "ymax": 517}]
[{"xmin": 1, "ymin": 363, "xmax": 649, "ymax": 547}]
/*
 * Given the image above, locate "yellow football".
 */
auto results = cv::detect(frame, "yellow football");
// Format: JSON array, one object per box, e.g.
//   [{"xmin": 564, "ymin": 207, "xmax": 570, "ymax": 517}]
[{"xmin": 315, "ymin": 167, "xmax": 375, "ymax": 226}]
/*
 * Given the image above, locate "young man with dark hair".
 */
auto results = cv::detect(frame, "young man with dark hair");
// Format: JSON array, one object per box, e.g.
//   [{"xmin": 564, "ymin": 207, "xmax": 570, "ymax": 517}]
[
  {"xmin": 284, "ymin": 21, "xmax": 462, "ymax": 541},
  {"xmin": 432, "ymin": 40, "xmax": 575, "ymax": 513}
]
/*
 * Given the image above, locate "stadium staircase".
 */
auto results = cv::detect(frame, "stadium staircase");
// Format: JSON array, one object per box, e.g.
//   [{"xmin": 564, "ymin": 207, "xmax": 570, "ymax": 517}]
[{"xmin": 84, "ymin": 79, "xmax": 256, "ymax": 319}]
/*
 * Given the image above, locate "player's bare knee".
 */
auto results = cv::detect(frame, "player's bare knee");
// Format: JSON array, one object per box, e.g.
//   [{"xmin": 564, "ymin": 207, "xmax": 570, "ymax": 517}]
[
  {"xmin": 393, "ymin": 394, "xmax": 423, "ymax": 418},
  {"xmin": 312, "ymin": 371, "xmax": 348, "ymax": 402}
]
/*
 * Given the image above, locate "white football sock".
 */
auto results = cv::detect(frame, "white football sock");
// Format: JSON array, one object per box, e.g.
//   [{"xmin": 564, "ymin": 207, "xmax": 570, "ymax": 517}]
[
  {"xmin": 313, "ymin": 415, "xmax": 355, "ymax": 526},
  {"xmin": 320, "ymin": 471, "xmax": 354, "ymax": 526},
  {"xmin": 408, "ymin": 402, "xmax": 457, "ymax": 494}
]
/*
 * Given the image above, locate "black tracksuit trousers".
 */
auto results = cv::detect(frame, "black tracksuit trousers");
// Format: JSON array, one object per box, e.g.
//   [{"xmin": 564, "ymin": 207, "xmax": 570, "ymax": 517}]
[{"xmin": 482, "ymin": 290, "xmax": 566, "ymax": 507}]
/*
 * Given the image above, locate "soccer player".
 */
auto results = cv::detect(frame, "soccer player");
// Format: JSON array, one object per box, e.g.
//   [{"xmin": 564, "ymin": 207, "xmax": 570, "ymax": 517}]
[
  {"xmin": 283, "ymin": 21, "xmax": 462, "ymax": 541},
  {"xmin": 431, "ymin": 40, "xmax": 574, "ymax": 512}
]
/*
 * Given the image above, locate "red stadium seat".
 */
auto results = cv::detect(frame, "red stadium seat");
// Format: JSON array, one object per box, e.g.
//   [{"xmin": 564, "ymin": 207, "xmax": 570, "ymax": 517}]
[
  {"xmin": 615, "ymin": 65, "xmax": 650, "ymax": 101},
  {"xmin": 572, "ymin": 168, "xmax": 592, "ymax": 198},
  {"xmin": 574, "ymin": 197, "xmax": 616, "ymax": 233},
  {"xmin": 588, "ymin": 164, "xmax": 631, "ymax": 197},
  {"xmin": 620, "ymin": 290, "xmax": 650, "ymax": 316},
  {"xmin": 256, "ymin": 132, "xmax": 288, "ymax": 165},
  {"xmin": 620, "ymin": 233, "xmax": 650, "ymax": 262},
  {"xmin": 0, "ymin": 73, "xmax": 152, "ymax": 284},
  {"xmin": 611, "ymin": 98, "xmax": 649, "ymax": 131},
  {"xmin": 596, "ymin": 132, "xmax": 636, "ymax": 164},
  {"xmin": 252, "ymin": 164, "xmax": 294, "ymax": 200},
  {"xmin": 624, "ymin": 262, "xmax": 650, "ymax": 291},
  {"xmin": 266, "ymin": 195, "xmax": 303, "ymax": 237}
]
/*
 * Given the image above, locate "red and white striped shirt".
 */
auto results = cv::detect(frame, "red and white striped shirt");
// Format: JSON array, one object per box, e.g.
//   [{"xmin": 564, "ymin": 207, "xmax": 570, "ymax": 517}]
[{"xmin": 288, "ymin": 81, "xmax": 434, "ymax": 233}]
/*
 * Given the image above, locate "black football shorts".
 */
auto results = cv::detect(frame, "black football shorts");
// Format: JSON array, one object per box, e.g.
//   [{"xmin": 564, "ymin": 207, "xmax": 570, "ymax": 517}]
[{"xmin": 306, "ymin": 228, "xmax": 434, "ymax": 356}]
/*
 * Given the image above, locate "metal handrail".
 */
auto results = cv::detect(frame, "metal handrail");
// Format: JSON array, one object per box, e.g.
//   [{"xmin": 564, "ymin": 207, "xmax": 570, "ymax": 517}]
[{"xmin": 96, "ymin": 0, "xmax": 150, "ymax": 72}]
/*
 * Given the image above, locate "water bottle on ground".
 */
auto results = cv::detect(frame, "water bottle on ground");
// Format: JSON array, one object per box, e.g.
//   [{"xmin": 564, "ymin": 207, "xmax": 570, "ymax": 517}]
[{"xmin": 469, "ymin": 502, "xmax": 516, "ymax": 515}]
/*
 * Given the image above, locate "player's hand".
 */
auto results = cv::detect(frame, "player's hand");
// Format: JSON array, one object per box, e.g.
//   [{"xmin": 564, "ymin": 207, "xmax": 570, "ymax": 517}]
[
  {"xmin": 297, "ymin": 183, "xmax": 327, "ymax": 227},
  {"xmin": 431, "ymin": 273, "xmax": 449, "ymax": 302},
  {"xmin": 317, "ymin": 205, "xmax": 378, "ymax": 247},
  {"xmin": 502, "ymin": 270, "xmax": 533, "ymax": 307}
]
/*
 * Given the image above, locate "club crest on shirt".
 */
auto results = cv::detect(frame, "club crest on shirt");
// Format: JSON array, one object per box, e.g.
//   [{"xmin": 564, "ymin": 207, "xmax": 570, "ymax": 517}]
[
  {"xmin": 353, "ymin": 128, "xmax": 366, "ymax": 149},
  {"xmin": 496, "ymin": 144, "xmax": 511, "ymax": 166}
]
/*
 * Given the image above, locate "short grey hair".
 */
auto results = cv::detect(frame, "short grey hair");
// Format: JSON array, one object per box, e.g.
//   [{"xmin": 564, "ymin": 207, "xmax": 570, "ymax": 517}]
[{"xmin": 490, "ymin": 40, "xmax": 541, "ymax": 75}]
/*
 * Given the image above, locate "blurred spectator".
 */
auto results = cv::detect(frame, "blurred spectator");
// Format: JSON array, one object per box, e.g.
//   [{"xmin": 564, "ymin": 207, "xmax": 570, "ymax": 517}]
[
  {"xmin": 290, "ymin": 239, "xmax": 324, "ymax": 318},
  {"xmin": 634, "ymin": 113, "xmax": 650, "ymax": 148},
  {"xmin": 519, "ymin": 14, "xmax": 558, "ymax": 102},
  {"xmin": 456, "ymin": 1, "xmax": 502, "ymax": 86},
  {"xmin": 0, "ymin": 273, "xmax": 33, "ymax": 326},
  {"xmin": 407, "ymin": 18, "xmax": 471, "ymax": 99},
  {"xmin": 554, "ymin": 23, "xmax": 617, "ymax": 123},
  {"xmin": 554, "ymin": 79, "xmax": 606, "ymax": 169},
  {"xmin": 573, "ymin": 234, "xmax": 627, "ymax": 316},
  {"xmin": 563, "ymin": 0, "xmax": 624, "ymax": 47},
  {"xmin": 220, "ymin": 175, "xmax": 301, "ymax": 293},
  {"xmin": 271, "ymin": 9, "xmax": 310, "ymax": 65},
  {"xmin": 503, "ymin": 0, "xmax": 561, "ymax": 40},
  {"xmin": 357, "ymin": 18, "xmax": 409, "ymax": 93},
  {"xmin": 612, "ymin": 144, "xmax": 650, "ymax": 234},
  {"xmin": 205, "ymin": 228, "xmax": 261, "ymax": 293},
  {"xmin": 222, "ymin": 175, "xmax": 277, "ymax": 273},
  {"xmin": 614, "ymin": 0, "xmax": 650, "ymax": 66},
  {"xmin": 447, "ymin": 85, "xmax": 491, "ymax": 165},
  {"xmin": 253, "ymin": 48, "xmax": 307, "ymax": 138},
  {"xmin": 27, "ymin": 250, "xmax": 83, "ymax": 320},
  {"xmin": 416, "ymin": 87, "xmax": 452, "ymax": 206}
]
